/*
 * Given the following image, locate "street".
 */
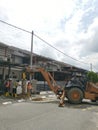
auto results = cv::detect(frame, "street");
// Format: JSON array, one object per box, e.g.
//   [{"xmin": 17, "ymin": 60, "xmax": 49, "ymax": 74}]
[{"xmin": 0, "ymin": 99, "xmax": 98, "ymax": 130}]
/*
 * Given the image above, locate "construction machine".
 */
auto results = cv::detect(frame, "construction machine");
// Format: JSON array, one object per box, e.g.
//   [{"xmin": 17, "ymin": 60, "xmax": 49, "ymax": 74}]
[
  {"xmin": 23, "ymin": 66, "xmax": 98, "ymax": 105},
  {"xmin": 64, "ymin": 74, "xmax": 98, "ymax": 104},
  {"xmin": 23, "ymin": 66, "xmax": 62, "ymax": 95}
]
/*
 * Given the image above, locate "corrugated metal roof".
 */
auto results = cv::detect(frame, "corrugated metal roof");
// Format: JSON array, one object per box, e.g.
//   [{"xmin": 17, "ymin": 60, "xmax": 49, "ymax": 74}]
[{"xmin": 0, "ymin": 42, "xmax": 9, "ymax": 47}]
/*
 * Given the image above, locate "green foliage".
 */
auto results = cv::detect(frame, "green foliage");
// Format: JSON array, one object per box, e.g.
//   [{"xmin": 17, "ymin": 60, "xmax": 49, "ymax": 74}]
[{"xmin": 87, "ymin": 71, "xmax": 98, "ymax": 83}]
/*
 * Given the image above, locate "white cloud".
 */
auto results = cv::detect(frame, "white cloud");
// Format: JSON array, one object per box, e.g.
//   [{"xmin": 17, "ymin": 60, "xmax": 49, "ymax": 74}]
[{"xmin": 0, "ymin": 0, "xmax": 98, "ymax": 71}]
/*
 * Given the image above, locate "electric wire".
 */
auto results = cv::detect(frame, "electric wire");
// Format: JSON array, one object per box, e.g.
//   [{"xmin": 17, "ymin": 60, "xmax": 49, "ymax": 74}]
[
  {"xmin": 34, "ymin": 33, "xmax": 89, "ymax": 65},
  {"xmin": 0, "ymin": 19, "xmax": 31, "ymax": 34},
  {"xmin": 0, "ymin": 19, "xmax": 90, "ymax": 67}
]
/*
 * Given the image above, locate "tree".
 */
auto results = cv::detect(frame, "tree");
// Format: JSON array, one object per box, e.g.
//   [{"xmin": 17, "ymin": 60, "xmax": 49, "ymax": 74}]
[{"xmin": 87, "ymin": 71, "xmax": 98, "ymax": 83}]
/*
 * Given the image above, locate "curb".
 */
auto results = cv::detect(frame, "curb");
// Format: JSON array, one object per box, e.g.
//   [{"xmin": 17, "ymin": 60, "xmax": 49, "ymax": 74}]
[
  {"xmin": 2, "ymin": 101, "xmax": 12, "ymax": 105},
  {"xmin": 0, "ymin": 94, "xmax": 57, "ymax": 105},
  {"xmin": 31, "ymin": 96, "xmax": 58, "ymax": 103}
]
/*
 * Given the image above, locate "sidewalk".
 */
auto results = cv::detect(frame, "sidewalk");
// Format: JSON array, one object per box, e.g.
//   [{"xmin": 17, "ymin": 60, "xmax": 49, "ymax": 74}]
[
  {"xmin": 0, "ymin": 95, "xmax": 18, "ymax": 105},
  {"xmin": 31, "ymin": 91, "xmax": 57, "ymax": 103},
  {"xmin": 0, "ymin": 91, "xmax": 58, "ymax": 105}
]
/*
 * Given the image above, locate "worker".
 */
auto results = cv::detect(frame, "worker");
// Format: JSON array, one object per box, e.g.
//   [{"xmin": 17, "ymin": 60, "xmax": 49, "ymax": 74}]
[
  {"xmin": 27, "ymin": 82, "xmax": 32, "ymax": 98},
  {"xmin": 59, "ymin": 90, "xmax": 65, "ymax": 107},
  {"xmin": 12, "ymin": 79, "xmax": 18, "ymax": 97},
  {"xmin": 57, "ymin": 86, "xmax": 65, "ymax": 107},
  {"xmin": 5, "ymin": 79, "xmax": 10, "ymax": 96}
]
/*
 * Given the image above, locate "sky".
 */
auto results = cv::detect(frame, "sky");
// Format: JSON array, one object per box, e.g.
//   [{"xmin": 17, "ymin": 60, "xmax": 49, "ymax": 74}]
[{"xmin": 0, "ymin": 0, "xmax": 98, "ymax": 71}]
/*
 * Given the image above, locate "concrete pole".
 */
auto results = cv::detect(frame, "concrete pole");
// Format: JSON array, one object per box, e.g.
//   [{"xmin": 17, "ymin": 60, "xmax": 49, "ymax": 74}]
[
  {"xmin": 30, "ymin": 31, "xmax": 34, "ymax": 68},
  {"xmin": 30, "ymin": 31, "xmax": 34, "ymax": 81},
  {"xmin": 90, "ymin": 63, "xmax": 92, "ymax": 71}
]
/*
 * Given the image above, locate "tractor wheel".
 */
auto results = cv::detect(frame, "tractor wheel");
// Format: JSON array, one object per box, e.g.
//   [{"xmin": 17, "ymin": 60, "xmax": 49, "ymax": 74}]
[{"xmin": 67, "ymin": 87, "xmax": 83, "ymax": 104}]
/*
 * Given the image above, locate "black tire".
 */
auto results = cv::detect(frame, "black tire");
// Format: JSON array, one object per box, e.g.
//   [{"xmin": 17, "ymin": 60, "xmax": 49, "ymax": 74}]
[{"xmin": 67, "ymin": 87, "xmax": 83, "ymax": 104}]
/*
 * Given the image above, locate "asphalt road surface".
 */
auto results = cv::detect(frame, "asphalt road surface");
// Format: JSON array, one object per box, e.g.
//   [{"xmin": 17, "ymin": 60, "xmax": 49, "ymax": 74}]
[{"xmin": 0, "ymin": 100, "xmax": 98, "ymax": 130}]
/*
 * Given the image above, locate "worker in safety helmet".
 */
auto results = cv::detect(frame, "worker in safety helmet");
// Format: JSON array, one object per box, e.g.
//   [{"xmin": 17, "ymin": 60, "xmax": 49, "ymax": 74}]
[{"xmin": 57, "ymin": 86, "xmax": 65, "ymax": 107}]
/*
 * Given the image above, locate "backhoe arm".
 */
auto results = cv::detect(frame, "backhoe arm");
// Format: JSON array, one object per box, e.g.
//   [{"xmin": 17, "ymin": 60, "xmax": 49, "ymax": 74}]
[
  {"xmin": 37, "ymin": 68, "xmax": 59, "ymax": 94},
  {"xmin": 25, "ymin": 67, "xmax": 60, "ymax": 94}
]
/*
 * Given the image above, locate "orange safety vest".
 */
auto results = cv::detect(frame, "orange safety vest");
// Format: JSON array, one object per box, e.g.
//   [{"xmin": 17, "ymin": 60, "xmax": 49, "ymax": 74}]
[{"xmin": 6, "ymin": 81, "xmax": 10, "ymax": 88}]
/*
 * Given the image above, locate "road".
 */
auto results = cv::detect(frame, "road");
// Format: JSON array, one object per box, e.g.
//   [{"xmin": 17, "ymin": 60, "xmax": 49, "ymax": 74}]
[{"xmin": 0, "ymin": 100, "xmax": 98, "ymax": 130}]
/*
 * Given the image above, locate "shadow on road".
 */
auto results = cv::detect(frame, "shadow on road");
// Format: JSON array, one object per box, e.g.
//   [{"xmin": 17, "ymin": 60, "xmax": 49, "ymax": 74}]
[
  {"xmin": 49, "ymin": 99, "xmax": 98, "ymax": 110},
  {"xmin": 63, "ymin": 100, "xmax": 98, "ymax": 109}
]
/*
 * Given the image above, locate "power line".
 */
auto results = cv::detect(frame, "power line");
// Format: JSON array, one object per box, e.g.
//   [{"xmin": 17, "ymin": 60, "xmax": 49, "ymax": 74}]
[
  {"xmin": 34, "ymin": 33, "xmax": 89, "ymax": 65},
  {"xmin": 0, "ymin": 19, "xmax": 89, "ymax": 66},
  {"xmin": 0, "ymin": 19, "xmax": 31, "ymax": 34}
]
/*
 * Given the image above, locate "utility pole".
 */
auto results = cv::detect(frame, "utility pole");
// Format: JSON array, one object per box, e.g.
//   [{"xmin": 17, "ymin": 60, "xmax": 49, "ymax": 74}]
[
  {"xmin": 30, "ymin": 31, "xmax": 34, "ymax": 68},
  {"xmin": 90, "ymin": 63, "xmax": 92, "ymax": 71},
  {"xmin": 30, "ymin": 31, "xmax": 34, "ymax": 80}
]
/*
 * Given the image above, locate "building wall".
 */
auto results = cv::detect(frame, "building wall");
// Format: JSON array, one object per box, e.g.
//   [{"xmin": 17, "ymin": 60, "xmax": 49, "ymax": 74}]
[
  {"xmin": 14, "ymin": 56, "xmax": 23, "ymax": 64},
  {"xmin": 0, "ymin": 43, "xmax": 86, "ymax": 83},
  {"xmin": 0, "ymin": 46, "xmax": 10, "ymax": 57},
  {"xmin": 9, "ymin": 67, "xmax": 22, "ymax": 79}
]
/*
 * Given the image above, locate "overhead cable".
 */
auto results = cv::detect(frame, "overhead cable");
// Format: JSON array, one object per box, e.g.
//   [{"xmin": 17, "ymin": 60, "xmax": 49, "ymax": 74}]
[
  {"xmin": 0, "ymin": 19, "xmax": 89, "ymax": 66},
  {"xmin": 0, "ymin": 19, "xmax": 31, "ymax": 34},
  {"xmin": 34, "ymin": 33, "xmax": 89, "ymax": 65}
]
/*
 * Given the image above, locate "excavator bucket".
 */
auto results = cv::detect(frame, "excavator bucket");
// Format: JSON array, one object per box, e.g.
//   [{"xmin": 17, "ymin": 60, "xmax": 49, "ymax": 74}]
[
  {"xmin": 85, "ymin": 82, "xmax": 98, "ymax": 100},
  {"xmin": 86, "ymin": 82, "xmax": 98, "ymax": 93}
]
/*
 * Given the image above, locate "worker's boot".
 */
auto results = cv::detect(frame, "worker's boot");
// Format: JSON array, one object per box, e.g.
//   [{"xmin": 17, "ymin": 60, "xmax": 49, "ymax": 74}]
[
  {"xmin": 27, "ymin": 93, "xmax": 30, "ymax": 98},
  {"xmin": 59, "ymin": 98, "xmax": 65, "ymax": 107},
  {"xmin": 14, "ymin": 94, "xmax": 17, "ymax": 98},
  {"xmin": 58, "ymin": 103, "xmax": 65, "ymax": 107},
  {"xmin": 5, "ymin": 92, "xmax": 7, "ymax": 96},
  {"xmin": 5, "ymin": 92, "xmax": 9, "ymax": 97}
]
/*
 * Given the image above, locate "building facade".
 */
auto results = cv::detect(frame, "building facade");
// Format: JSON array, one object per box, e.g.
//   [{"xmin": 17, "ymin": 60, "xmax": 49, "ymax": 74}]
[{"xmin": 0, "ymin": 42, "xmax": 87, "ymax": 92}]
